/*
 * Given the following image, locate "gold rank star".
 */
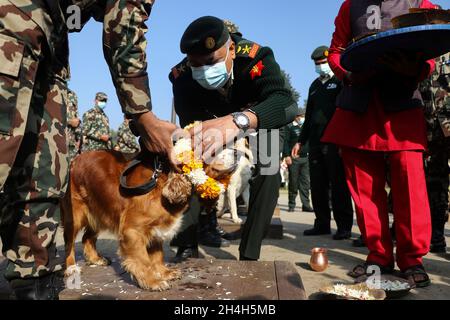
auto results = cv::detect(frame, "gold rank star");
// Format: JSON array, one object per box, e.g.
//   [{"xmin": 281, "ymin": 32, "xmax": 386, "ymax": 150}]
[
  {"xmin": 242, "ymin": 45, "xmax": 251, "ymax": 54},
  {"xmin": 178, "ymin": 64, "xmax": 186, "ymax": 73}
]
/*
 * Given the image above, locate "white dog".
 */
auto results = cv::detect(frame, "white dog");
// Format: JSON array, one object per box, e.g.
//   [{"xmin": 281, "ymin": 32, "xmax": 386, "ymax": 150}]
[{"xmin": 216, "ymin": 138, "xmax": 254, "ymax": 224}]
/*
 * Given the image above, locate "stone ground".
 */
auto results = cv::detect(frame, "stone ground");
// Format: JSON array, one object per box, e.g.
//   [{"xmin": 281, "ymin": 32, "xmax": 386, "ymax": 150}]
[{"xmin": 1, "ymin": 190, "xmax": 449, "ymax": 299}]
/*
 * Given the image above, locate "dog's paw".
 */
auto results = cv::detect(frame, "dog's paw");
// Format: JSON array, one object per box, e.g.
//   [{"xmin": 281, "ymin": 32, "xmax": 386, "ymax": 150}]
[
  {"xmin": 64, "ymin": 264, "xmax": 81, "ymax": 278},
  {"xmin": 222, "ymin": 213, "xmax": 232, "ymax": 219},
  {"xmin": 166, "ymin": 268, "xmax": 182, "ymax": 281},
  {"xmin": 232, "ymin": 218, "xmax": 243, "ymax": 225},
  {"xmin": 141, "ymin": 280, "xmax": 171, "ymax": 292},
  {"xmin": 86, "ymin": 256, "xmax": 111, "ymax": 267}
]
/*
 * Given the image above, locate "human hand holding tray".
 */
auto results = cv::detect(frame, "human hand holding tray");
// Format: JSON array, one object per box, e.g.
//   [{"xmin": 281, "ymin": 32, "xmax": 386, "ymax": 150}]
[{"xmin": 341, "ymin": 24, "xmax": 450, "ymax": 73}]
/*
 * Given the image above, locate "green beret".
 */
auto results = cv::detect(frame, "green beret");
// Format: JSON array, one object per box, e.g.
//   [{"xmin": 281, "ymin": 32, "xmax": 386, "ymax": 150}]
[
  {"xmin": 180, "ymin": 16, "xmax": 230, "ymax": 55},
  {"xmin": 311, "ymin": 46, "xmax": 330, "ymax": 61}
]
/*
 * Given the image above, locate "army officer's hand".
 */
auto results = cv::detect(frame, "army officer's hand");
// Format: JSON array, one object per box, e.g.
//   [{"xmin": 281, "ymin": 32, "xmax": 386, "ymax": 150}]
[
  {"xmin": 284, "ymin": 156, "xmax": 293, "ymax": 166},
  {"xmin": 133, "ymin": 112, "xmax": 181, "ymax": 168},
  {"xmin": 291, "ymin": 143, "xmax": 302, "ymax": 159},
  {"xmin": 190, "ymin": 115, "xmax": 241, "ymax": 163}
]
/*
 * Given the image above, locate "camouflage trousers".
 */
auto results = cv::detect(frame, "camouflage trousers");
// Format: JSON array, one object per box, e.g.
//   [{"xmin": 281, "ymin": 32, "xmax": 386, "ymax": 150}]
[
  {"xmin": 425, "ymin": 139, "xmax": 450, "ymax": 246},
  {"xmin": 0, "ymin": 3, "xmax": 69, "ymax": 280}
]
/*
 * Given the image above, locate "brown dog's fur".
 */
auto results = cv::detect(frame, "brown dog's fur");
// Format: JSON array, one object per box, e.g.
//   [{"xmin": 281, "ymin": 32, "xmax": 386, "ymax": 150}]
[{"xmin": 61, "ymin": 151, "xmax": 192, "ymax": 291}]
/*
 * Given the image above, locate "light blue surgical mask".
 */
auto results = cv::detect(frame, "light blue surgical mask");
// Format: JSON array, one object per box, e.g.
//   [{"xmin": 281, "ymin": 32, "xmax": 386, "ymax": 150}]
[
  {"xmin": 191, "ymin": 42, "xmax": 232, "ymax": 90},
  {"xmin": 97, "ymin": 101, "xmax": 107, "ymax": 109},
  {"xmin": 315, "ymin": 63, "xmax": 332, "ymax": 76}
]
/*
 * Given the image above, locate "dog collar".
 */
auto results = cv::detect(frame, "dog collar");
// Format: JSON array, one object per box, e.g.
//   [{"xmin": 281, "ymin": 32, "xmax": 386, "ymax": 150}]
[{"xmin": 119, "ymin": 157, "xmax": 162, "ymax": 196}]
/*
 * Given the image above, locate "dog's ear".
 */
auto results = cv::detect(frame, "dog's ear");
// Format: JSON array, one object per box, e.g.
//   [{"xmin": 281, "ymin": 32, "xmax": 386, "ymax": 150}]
[{"xmin": 162, "ymin": 173, "xmax": 192, "ymax": 208}]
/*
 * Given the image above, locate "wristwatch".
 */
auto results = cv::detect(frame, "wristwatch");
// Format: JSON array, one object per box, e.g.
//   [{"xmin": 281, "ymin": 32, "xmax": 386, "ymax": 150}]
[{"xmin": 231, "ymin": 112, "xmax": 250, "ymax": 131}]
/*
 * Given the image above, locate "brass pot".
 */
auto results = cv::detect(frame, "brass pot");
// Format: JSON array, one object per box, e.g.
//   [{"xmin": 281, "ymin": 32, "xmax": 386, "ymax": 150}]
[{"xmin": 310, "ymin": 248, "xmax": 329, "ymax": 272}]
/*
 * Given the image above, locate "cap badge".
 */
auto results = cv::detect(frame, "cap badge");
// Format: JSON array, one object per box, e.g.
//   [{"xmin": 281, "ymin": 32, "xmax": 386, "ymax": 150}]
[{"xmin": 205, "ymin": 37, "xmax": 216, "ymax": 49}]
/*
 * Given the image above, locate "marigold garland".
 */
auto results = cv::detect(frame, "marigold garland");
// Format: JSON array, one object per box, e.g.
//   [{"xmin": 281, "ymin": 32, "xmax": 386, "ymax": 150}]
[{"xmin": 174, "ymin": 122, "xmax": 228, "ymax": 200}]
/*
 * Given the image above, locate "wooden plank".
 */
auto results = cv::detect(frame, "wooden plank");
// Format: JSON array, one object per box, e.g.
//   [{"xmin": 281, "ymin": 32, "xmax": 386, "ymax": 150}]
[
  {"xmin": 60, "ymin": 259, "xmax": 279, "ymax": 300},
  {"xmin": 274, "ymin": 261, "xmax": 307, "ymax": 300}
]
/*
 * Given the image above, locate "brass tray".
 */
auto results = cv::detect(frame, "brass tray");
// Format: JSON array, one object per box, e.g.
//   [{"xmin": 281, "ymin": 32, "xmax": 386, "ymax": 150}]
[
  {"xmin": 392, "ymin": 8, "xmax": 450, "ymax": 28},
  {"xmin": 319, "ymin": 283, "xmax": 386, "ymax": 301}
]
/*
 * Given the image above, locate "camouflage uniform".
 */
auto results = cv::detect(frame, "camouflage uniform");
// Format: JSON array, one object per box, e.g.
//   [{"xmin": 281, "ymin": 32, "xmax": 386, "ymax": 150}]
[
  {"xmin": 67, "ymin": 89, "xmax": 82, "ymax": 160},
  {"xmin": 420, "ymin": 53, "xmax": 450, "ymax": 249},
  {"xmin": 0, "ymin": 0, "xmax": 154, "ymax": 281},
  {"xmin": 82, "ymin": 105, "xmax": 112, "ymax": 151},
  {"xmin": 115, "ymin": 120, "xmax": 140, "ymax": 154}
]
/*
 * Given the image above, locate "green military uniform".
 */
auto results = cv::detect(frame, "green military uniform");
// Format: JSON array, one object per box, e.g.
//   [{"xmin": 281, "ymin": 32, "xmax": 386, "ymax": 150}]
[
  {"xmin": 115, "ymin": 120, "xmax": 140, "ymax": 154},
  {"xmin": 420, "ymin": 53, "xmax": 450, "ymax": 252},
  {"xmin": 67, "ymin": 88, "xmax": 82, "ymax": 160},
  {"xmin": 170, "ymin": 16, "xmax": 297, "ymax": 260},
  {"xmin": 82, "ymin": 102, "xmax": 112, "ymax": 152},
  {"xmin": 0, "ymin": 0, "xmax": 154, "ymax": 293},
  {"xmin": 282, "ymin": 120, "xmax": 312, "ymax": 211},
  {"xmin": 299, "ymin": 46, "xmax": 353, "ymax": 236}
]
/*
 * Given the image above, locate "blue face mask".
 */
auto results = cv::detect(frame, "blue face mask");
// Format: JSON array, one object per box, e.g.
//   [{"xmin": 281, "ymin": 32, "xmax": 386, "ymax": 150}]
[
  {"xmin": 97, "ymin": 101, "xmax": 107, "ymax": 109},
  {"xmin": 315, "ymin": 63, "xmax": 332, "ymax": 76},
  {"xmin": 191, "ymin": 42, "xmax": 232, "ymax": 90}
]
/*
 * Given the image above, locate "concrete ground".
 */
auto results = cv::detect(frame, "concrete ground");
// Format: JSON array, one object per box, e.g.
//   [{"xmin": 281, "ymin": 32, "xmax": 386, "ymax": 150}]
[{"xmin": 1, "ymin": 190, "xmax": 449, "ymax": 299}]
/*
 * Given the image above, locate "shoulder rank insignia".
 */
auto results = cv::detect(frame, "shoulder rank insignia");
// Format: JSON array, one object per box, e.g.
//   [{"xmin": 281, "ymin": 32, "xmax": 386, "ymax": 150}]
[
  {"xmin": 250, "ymin": 60, "xmax": 265, "ymax": 80},
  {"xmin": 236, "ymin": 40, "xmax": 261, "ymax": 59},
  {"xmin": 171, "ymin": 61, "xmax": 189, "ymax": 80}
]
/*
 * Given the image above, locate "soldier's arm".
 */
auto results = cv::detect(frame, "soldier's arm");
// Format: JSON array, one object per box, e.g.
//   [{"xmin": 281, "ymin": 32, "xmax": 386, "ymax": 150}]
[
  {"xmin": 102, "ymin": 0, "xmax": 154, "ymax": 116},
  {"xmin": 248, "ymin": 49, "xmax": 298, "ymax": 130}
]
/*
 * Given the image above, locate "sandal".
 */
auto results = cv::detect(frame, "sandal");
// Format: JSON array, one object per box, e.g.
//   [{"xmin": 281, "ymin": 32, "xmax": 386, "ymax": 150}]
[
  {"xmin": 348, "ymin": 262, "xmax": 394, "ymax": 279},
  {"xmin": 403, "ymin": 265, "xmax": 431, "ymax": 288}
]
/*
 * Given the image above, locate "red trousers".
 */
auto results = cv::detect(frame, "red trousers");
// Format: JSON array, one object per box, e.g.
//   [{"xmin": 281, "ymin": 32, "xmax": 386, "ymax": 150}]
[{"xmin": 341, "ymin": 148, "xmax": 431, "ymax": 271}]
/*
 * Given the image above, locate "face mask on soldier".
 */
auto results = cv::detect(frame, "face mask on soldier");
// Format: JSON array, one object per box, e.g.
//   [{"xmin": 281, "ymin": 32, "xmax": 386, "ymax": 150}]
[
  {"xmin": 191, "ymin": 39, "xmax": 233, "ymax": 90},
  {"xmin": 97, "ymin": 101, "xmax": 107, "ymax": 109},
  {"xmin": 315, "ymin": 63, "xmax": 332, "ymax": 76}
]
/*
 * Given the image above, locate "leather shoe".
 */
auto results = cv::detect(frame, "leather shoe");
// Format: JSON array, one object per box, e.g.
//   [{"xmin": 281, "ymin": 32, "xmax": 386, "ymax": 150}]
[
  {"xmin": 352, "ymin": 236, "xmax": 366, "ymax": 247},
  {"xmin": 430, "ymin": 241, "xmax": 447, "ymax": 254},
  {"xmin": 333, "ymin": 230, "xmax": 352, "ymax": 240},
  {"xmin": 10, "ymin": 273, "xmax": 60, "ymax": 300},
  {"xmin": 302, "ymin": 206, "xmax": 314, "ymax": 213},
  {"xmin": 173, "ymin": 246, "xmax": 199, "ymax": 263},
  {"xmin": 222, "ymin": 231, "xmax": 241, "ymax": 241},
  {"xmin": 199, "ymin": 230, "xmax": 230, "ymax": 248},
  {"xmin": 303, "ymin": 227, "xmax": 331, "ymax": 236},
  {"xmin": 288, "ymin": 207, "xmax": 295, "ymax": 212}
]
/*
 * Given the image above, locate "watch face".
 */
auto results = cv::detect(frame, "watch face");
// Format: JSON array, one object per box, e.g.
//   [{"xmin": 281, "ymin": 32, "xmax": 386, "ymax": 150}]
[{"xmin": 237, "ymin": 115, "xmax": 249, "ymax": 126}]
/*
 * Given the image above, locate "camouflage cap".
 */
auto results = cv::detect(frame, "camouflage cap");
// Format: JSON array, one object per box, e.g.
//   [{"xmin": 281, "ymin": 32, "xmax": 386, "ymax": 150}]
[
  {"xmin": 223, "ymin": 19, "xmax": 242, "ymax": 37},
  {"xmin": 95, "ymin": 92, "xmax": 108, "ymax": 101},
  {"xmin": 180, "ymin": 16, "xmax": 230, "ymax": 55},
  {"xmin": 311, "ymin": 46, "xmax": 329, "ymax": 61}
]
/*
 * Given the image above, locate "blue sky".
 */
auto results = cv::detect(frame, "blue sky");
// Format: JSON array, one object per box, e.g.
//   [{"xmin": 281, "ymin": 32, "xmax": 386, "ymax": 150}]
[{"xmin": 68, "ymin": 0, "xmax": 450, "ymax": 130}]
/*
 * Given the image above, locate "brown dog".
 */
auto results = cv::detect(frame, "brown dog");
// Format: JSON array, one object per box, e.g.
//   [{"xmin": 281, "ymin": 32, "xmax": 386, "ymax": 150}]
[{"xmin": 62, "ymin": 150, "xmax": 192, "ymax": 291}]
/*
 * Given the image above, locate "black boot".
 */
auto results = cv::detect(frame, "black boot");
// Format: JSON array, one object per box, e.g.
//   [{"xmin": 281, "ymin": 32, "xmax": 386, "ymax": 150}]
[
  {"xmin": 333, "ymin": 230, "xmax": 352, "ymax": 240},
  {"xmin": 198, "ymin": 212, "xmax": 230, "ymax": 248},
  {"xmin": 209, "ymin": 212, "xmax": 226, "ymax": 237},
  {"xmin": 10, "ymin": 273, "xmax": 60, "ymax": 300},
  {"xmin": 304, "ymin": 221, "xmax": 331, "ymax": 236},
  {"xmin": 352, "ymin": 235, "xmax": 366, "ymax": 247},
  {"xmin": 173, "ymin": 246, "xmax": 199, "ymax": 263}
]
